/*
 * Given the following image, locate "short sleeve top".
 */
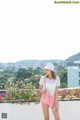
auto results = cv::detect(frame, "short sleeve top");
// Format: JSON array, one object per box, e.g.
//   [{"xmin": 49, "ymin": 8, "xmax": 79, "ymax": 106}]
[{"xmin": 39, "ymin": 76, "xmax": 60, "ymax": 96}]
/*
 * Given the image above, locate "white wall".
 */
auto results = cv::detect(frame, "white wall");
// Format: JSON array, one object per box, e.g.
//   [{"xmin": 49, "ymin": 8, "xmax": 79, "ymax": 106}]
[{"xmin": 67, "ymin": 67, "xmax": 80, "ymax": 88}]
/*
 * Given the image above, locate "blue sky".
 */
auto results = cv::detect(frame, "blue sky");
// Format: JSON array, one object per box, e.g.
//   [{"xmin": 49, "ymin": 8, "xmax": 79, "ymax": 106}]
[{"xmin": 0, "ymin": 0, "xmax": 80, "ymax": 62}]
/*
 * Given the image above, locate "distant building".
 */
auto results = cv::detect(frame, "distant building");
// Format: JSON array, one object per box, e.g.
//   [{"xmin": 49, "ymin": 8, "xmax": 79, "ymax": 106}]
[{"xmin": 67, "ymin": 60, "xmax": 80, "ymax": 88}]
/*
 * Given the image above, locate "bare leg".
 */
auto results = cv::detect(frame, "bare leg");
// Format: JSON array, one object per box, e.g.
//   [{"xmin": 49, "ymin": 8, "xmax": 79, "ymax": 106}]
[
  {"xmin": 52, "ymin": 108, "xmax": 60, "ymax": 120},
  {"xmin": 42, "ymin": 103, "xmax": 49, "ymax": 120}
]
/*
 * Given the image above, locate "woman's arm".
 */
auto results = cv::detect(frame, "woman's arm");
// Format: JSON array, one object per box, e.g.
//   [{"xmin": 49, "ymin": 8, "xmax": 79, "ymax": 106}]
[
  {"xmin": 54, "ymin": 86, "xmax": 59, "ymax": 103},
  {"xmin": 39, "ymin": 85, "xmax": 43, "ymax": 92},
  {"xmin": 53, "ymin": 86, "xmax": 60, "ymax": 110},
  {"xmin": 54, "ymin": 77, "xmax": 60, "ymax": 105},
  {"xmin": 39, "ymin": 85, "xmax": 46, "ymax": 94}
]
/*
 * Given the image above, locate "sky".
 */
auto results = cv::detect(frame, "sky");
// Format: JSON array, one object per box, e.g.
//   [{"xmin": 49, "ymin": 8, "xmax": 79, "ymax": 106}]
[{"xmin": 0, "ymin": 0, "xmax": 80, "ymax": 62}]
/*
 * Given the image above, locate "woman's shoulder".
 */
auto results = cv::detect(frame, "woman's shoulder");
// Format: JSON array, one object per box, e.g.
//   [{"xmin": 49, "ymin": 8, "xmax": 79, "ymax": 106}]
[{"xmin": 39, "ymin": 75, "xmax": 45, "ymax": 85}]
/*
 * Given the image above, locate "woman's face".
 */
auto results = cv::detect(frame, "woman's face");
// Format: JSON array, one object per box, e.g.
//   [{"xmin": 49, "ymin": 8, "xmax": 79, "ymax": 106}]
[{"xmin": 44, "ymin": 69, "xmax": 51, "ymax": 76}]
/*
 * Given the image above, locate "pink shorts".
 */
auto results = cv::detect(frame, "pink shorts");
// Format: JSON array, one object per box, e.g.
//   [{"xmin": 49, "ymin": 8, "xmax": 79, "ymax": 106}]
[{"xmin": 41, "ymin": 92, "xmax": 55, "ymax": 108}]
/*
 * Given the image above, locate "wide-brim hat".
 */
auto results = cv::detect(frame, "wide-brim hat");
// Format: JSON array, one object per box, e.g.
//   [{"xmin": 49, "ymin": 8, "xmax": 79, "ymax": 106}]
[{"xmin": 44, "ymin": 63, "xmax": 54, "ymax": 72}]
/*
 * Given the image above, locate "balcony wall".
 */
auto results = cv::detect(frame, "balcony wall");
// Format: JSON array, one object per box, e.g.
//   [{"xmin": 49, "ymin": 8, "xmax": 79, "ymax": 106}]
[{"xmin": 0, "ymin": 101, "xmax": 80, "ymax": 120}]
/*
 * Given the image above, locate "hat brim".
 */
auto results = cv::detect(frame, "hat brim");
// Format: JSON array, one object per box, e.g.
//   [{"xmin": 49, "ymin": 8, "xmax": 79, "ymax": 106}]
[
  {"xmin": 44, "ymin": 66, "xmax": 54, "ymax": 72},
  {"xmin": 44, "ymin": 66, "xmax": 48, "ymax": 70}
]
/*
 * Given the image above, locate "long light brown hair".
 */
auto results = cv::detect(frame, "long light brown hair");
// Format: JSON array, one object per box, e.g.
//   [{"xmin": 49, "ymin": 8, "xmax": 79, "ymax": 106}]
[
  {"xmin": 46, "ymin": 71, "xmax": 56, "ymax": 79},
  {"xmin": 51, "ymin": 71, "xmax": 56, "ymax": 79}
]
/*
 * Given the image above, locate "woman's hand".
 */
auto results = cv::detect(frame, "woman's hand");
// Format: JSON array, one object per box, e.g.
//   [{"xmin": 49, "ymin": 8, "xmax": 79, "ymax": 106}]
[
  {"xmin": 42, "ymin": 89, "xmax": 46, "ymax": 94},
  {"xmin": 52, "ymin": 102, "xmax": 59, "ymax": 112}
]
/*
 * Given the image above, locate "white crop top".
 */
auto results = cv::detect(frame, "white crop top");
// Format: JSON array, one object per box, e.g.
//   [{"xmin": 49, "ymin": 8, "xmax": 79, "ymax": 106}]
[{"xmin": 39, "ymin": 76, "xmax": 60, "ymax": 96}]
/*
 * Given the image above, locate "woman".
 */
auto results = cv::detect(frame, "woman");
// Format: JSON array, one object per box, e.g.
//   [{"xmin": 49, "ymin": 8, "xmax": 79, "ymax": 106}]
[{"xmin": 39, "ymin": 63, "xmax": 60, "ymax": 120}]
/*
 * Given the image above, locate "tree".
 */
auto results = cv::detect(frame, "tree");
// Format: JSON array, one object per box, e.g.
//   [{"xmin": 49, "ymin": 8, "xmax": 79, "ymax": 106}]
[
  {"xmin": 16, "ymin": 68, "xmax": 28, "ymax": 79},
  {"xmin": 0, "ymin": 77, "xmax": 8, "ymax": 89},
  {"xmin": 16, "ymin": 68, "xmax": 32, "ymax": 80},
  {"xmin": 57, "ymin": 67, "xmax": 67, "ymax": 83},
  {"xmin": 33, "ymin": 67, "xmax": 42, "ymax": 75}
]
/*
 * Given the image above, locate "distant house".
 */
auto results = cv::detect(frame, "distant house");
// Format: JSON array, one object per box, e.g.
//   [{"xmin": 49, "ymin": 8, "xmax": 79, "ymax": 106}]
[{"xmin": 67, "ymin": 61, "xmax": 80, "ymax": 88}]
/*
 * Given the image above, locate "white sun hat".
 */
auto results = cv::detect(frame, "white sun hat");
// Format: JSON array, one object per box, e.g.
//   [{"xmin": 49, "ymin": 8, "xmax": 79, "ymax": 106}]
[{"xmin": 44, "ymin": 63, "xmax": 54, "ymax": 72}]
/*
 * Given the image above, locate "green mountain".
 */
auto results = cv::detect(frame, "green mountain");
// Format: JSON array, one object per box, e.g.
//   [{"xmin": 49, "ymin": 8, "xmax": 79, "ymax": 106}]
[
  {"xmin": 65, "ymin": 52, "xmax": 80, "ymax": 62},
  {"xmin": 16, "ymin": 59, "xmax": 63, "ymax": 65}
]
